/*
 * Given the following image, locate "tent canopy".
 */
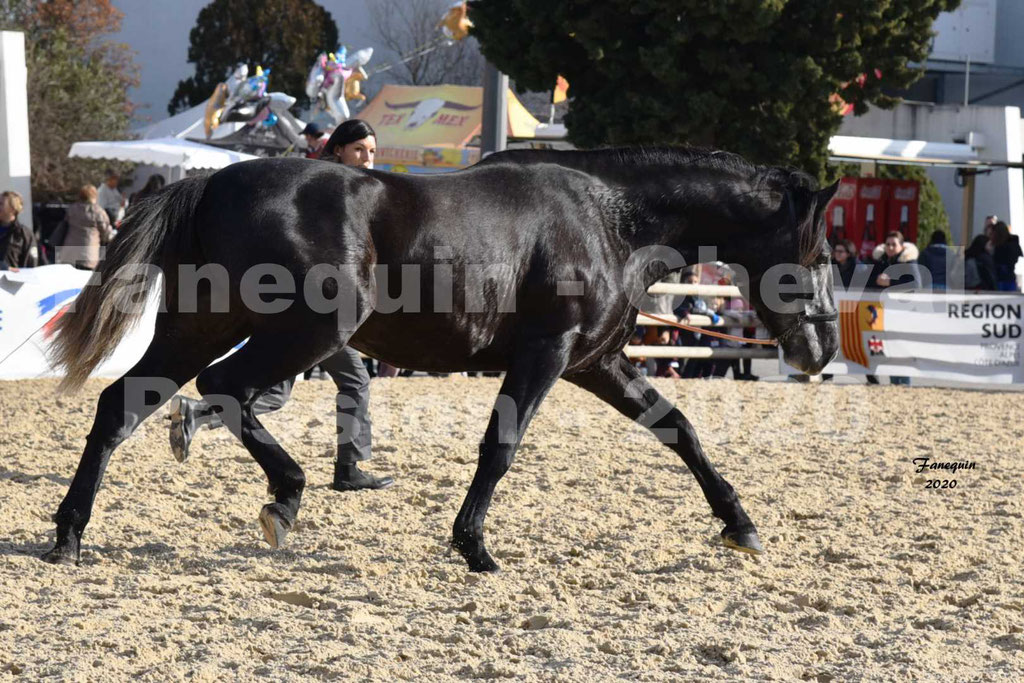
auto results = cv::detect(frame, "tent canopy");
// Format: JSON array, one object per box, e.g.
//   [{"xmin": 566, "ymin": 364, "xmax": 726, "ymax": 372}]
[
  {"xmin": 132, "ymin": 103, "xmax": 242, "ymax": 141},
  {"xmin": 68, "ymin": 137, "xmax": 259, "ymax": 172},
  {"xmin": 828, "ymin": 135, "xmax": 982, "ymax": 167}
]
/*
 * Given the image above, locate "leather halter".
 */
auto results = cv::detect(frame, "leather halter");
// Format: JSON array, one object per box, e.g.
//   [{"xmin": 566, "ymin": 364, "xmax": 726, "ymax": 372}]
[{"xmin": 774, "ymin": 310, "xmax": 838, "ymax": 345}]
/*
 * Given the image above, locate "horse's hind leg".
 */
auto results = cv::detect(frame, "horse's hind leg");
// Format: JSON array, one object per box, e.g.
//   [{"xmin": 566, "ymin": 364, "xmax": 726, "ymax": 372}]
[
  {"xmin": 43, "ymin": 315, "xmax": 239, "ymax": 565},
  {"xmin": 193, "ymin": 329, "xmax": 341, "ymax": 549},
  {"xmin": 566, "ymin": 352, "xmax": 762, "ymax": 555},
  {"xmin": 452, "ymin": 333, "xmax": 572, "ymax": 572}
]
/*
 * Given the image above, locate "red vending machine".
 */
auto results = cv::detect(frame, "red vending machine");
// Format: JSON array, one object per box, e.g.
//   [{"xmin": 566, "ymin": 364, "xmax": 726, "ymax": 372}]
[
  {"xmin": 886, "ymin": 179, "xmax": 920, "ymax": 244},
  {"xmin": 855, "ymin": 178, "xmax": 888, "ymax": 260},
  {"xmin": 824, "ymin": 178, "xmax": 858, "ymax": 243}
]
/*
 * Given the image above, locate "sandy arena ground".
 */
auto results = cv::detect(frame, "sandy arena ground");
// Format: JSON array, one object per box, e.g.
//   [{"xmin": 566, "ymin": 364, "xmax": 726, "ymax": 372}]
[{"xmin": 0, "ymin": 376, "xmax": 1022, "ymax": 681}]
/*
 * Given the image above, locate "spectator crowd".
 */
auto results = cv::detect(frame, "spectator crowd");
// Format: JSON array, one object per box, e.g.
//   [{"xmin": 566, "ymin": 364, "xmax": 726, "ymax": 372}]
[{"xmin": 630, "ymin": 219, "xmax": 1023, "ymax": 382}]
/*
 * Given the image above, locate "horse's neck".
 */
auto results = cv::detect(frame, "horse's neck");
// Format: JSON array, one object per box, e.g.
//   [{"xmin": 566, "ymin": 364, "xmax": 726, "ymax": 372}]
[
  {"xmin": 596, "ymin": 167, "xmax": 753, "ymax": 253},
  {"xmin": 503, "ymin": 151, "xmax": 771, "ymax": 253}
]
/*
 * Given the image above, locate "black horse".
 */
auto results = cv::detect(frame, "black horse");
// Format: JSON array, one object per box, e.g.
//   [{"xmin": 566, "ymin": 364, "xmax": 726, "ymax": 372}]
[{"xmin": 43, "ymin": 147, "xmax": 839, "ymax": 571}]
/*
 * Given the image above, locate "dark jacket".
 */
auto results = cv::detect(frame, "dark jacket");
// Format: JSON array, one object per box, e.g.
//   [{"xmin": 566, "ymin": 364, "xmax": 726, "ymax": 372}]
[
  {"xmin": 834, "ymin": 256, "xmax": 859, "ymax": 289},
  {"xmin": 964, "ymin": 237, "xmax": 997, "ymax": 290},
  {"xmin": 868, "ymin": 242, "xmax": 920, "ymax": 289},
  {"xmin": 917, "ymin": 243, "xmax": 950, "ymax": 288},
  {"xmin": 0, "ymin": 218, "xmax": 38, "ymax": 268},
  {"xmin": 993, "ymin": 234, "xmax": 1022, "ymax": 287}
]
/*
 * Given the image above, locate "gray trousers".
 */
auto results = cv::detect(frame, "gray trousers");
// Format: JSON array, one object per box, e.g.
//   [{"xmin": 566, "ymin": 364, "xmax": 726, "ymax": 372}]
[{"xmin": 205, "ymin": 346, "xmax": 371, "ymax": 464}]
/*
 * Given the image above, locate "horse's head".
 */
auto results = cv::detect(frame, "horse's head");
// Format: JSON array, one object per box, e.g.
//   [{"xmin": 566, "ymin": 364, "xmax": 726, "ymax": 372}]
[{"xmin": 733, "ymin": 174, "xmax": 840, "ymax": 375}]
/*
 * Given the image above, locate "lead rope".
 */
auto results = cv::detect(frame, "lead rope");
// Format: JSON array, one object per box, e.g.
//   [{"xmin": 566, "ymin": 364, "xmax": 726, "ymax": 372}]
[{"xmin": 638, "ymin": 311, "xmax": 779, "ymax": 346}]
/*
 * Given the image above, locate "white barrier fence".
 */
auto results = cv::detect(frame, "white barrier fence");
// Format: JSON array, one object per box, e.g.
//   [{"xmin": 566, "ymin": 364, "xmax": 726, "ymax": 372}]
[
  {"xmin": 0, "ymin": 265, "xmax": 158, "ymax": 380},
  {"xmin": 1, "ymin": 268, "xmax": 1021, "ymax": 383},
  {"xmin": 625, "ymin": 281, "xmax": 767, "ymax": 362}
]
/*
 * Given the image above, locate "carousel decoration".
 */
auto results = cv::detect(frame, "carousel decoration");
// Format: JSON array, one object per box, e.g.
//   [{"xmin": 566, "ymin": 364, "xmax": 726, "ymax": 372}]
[
  {"xmin": 305, "ymin": 46, "xmax": 375, "ymax": 127},
  {"xmin": 197, "ymin": 2, "xmax": 478, "ymax": 155},
  {"xmin": 201, "ymin": 63, "xmax": 306, "ymax": 152},
  {"xmin": 438, "ymin": 1, "xmax": 472, "ymax": 42}
]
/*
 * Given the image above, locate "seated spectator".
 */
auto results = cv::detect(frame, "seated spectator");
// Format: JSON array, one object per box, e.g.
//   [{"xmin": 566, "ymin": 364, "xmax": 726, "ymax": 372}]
[
  {"xmin": 984, "ymin": 215, "xmax": 998, "ymax": 241},
  {"xmin": 643, "ymin": 324, "xmax": 680, "ymax": 378},
  {"xmin": 867, "ymin": 231, "xmax": 915, "ymax": 386},
  {"xmin": 0, "ymin": 190, "xmax": 38, "ymax": 269},
  {"xmin": 59, "ymin": 185, "xmax": 114, "ymax": 271},
  {"xmin": 917, "ymin": 230, "xmax": 951, "ymax": 289},
  {"xmin": 869, "ymin": 231, "xmax": 920, "ymax": 290},
  {"xmin": 991, "ymin": 221, "xmax": 1023, "ymax": 291},
  {"xmin": 965, "ymin": 234, "xmax": 997, "ymax": 290},
  {"xmin": 673, "ymin": 269, "xmax": 719, "ymax": 379},
  {"xmin": 97, "ymin": 169, "xmax": 127, "ymax": 225},
  {"xmin": 831, "ymin": 238, "xmax": 858, "ymax": 289}
]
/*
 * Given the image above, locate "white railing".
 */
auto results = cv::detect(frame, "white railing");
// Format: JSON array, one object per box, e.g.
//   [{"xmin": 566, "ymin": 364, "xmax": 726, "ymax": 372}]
[{"xmin": 625, "ymin": 282, "xmax": 772, "ymax": 360}]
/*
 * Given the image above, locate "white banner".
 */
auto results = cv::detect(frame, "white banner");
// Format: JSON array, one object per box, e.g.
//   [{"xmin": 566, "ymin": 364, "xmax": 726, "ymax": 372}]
[
  {"xmin": 0, "ymin": 265, "xmax": 157, "ymax": 380},
  {"xmin": 782, "ymin": 290, "xmax": 1024, "ymax": 384}
]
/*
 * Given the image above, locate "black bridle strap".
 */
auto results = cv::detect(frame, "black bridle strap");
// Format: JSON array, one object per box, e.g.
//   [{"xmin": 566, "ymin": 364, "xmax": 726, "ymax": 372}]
[
  {"xmin": 775, "ymin": 311, "xmax": 839, "ymax": 345},
  {"xmin": 802, "ymin": 312, "xmax": 838, "ymax": 324}
]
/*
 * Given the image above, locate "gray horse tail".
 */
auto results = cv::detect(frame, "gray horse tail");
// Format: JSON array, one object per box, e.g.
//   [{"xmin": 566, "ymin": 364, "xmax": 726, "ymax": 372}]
[{"xmin": 51, "ymin": 175, "xmax": 210, "ymax": 392}]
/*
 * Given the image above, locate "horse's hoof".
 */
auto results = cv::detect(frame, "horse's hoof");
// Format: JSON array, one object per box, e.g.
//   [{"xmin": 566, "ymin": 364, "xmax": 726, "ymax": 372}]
[
  {"xmin": 40, "ymin": 546, "xmax": 79, "ymax": 566},
  {"xmin": 721, "ymin": 527, "xmax": 764, "ymax": 555},
  {"xmin": 258, "ymin": 504, "xmax": 293, "ymax": 549},
  {"xmin": 465, "ymin": 552, "xmax": 501, "ymax": 573},
  {"xmin": 168, "ymin": 395, "xmax": 197, "ymax": 464}
]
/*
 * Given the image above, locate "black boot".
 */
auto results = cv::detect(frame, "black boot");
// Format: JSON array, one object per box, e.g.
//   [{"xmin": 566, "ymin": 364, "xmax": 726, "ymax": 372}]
[
  {"xmin": 168, "ymin": 395, "xmax": 200, "ymax": 463},
  {"xmin": 332, "ymin": 462, "xmax": 394, "ymax": 492}
]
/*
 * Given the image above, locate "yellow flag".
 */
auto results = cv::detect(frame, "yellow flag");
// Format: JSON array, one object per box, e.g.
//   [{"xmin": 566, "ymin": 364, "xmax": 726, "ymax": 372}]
[{"xmin": 553, "ymin": 75, "xmax": 569, "ymax": 104}]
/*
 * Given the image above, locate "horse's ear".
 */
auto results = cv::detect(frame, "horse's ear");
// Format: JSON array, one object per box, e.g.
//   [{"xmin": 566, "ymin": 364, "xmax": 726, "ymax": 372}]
[{"xmin": 817, "ymin": 180, "xmax": 841, "ymax": 206}]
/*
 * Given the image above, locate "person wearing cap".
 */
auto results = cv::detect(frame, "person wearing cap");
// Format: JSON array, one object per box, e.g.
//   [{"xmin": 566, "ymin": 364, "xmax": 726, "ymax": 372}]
[{"xmin": 301, "ymin": 122, "xmax": 330, "ymax": 159}]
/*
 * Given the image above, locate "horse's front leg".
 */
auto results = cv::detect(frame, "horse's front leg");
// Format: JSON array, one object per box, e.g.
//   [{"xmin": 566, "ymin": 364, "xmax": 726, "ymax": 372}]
[
  {"xmin": 44, "ymin": 334, "xmax": 213, "ymax": 565},
  {"xmin": 452, "ymin": 333, "xmax": 572, "ymax": 572},
  {"xmin": 567, "ymin": 352, "xmax": 762, "ymax": 555}
]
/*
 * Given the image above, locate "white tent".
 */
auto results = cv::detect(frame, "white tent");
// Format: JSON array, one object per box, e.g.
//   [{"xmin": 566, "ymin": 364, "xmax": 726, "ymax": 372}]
[
  {"xmin": 132, "ymin": 102, "xmax": 243, "ymax": 141},
  {"xmin": 828, "ymin": 135, "xmax": 979, "ymax": 166},
  {"xmin": 68, "ymin": 136, "xmax": 258, "ymax": 181}
]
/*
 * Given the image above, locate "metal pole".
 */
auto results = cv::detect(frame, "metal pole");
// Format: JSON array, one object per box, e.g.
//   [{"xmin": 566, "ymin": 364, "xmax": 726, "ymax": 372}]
[
  {"xmin": 480, "ymin": 61, "xmax": 507, "ymax": 156},
  {"xmin": 964, "ymin": 54, "xmax": 971, "ymax": 106},
  {"xmin": 960, "ymin": 170, "xmax": 976, "ymax": 246}
]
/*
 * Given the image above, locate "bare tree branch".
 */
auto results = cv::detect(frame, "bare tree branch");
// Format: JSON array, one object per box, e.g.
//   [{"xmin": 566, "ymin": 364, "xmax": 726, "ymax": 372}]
[{"xmin": 366, "ymin": 0, "xmax": 483, "ymax": 87}]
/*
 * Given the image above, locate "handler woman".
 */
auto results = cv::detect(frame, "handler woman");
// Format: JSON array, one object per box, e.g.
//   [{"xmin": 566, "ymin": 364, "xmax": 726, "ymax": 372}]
[{"xmin": 168, "ymin": 120, "xmax": 393, "ymax": 492}]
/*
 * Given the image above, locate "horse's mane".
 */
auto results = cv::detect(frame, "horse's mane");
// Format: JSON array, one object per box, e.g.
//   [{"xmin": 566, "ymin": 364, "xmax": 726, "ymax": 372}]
[{"xmin": 480, "ymin": 146, "xmax": 825, "ymax": 264}]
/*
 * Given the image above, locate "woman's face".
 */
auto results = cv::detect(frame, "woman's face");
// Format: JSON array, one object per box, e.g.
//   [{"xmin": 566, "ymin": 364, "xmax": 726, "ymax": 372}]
[
  {"xmin": 832, "ymin": 245, "xmax": 849, "ymax": 264},
  {"xmin": 884, "ymin": 237, "xmax": 902, "ymax": 258},
  {"xmin": 334, "ymin": 135, "xmax": 377, "ymax": 169}
]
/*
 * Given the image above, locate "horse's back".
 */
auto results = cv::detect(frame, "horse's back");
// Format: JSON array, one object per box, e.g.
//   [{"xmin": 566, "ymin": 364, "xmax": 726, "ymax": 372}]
[{"xmin": 193, "ymin": 156, "xmax": 631, "ymax": 371}]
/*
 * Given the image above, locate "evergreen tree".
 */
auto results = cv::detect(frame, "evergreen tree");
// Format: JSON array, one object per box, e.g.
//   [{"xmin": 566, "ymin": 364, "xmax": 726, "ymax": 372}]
[
  {"xmin": 469, "ymin": 0, "xmax": 960, "ymax": 180},
  {"xmin": 169, "ymin": 0, "xmax": 338, "ymax": 114}
]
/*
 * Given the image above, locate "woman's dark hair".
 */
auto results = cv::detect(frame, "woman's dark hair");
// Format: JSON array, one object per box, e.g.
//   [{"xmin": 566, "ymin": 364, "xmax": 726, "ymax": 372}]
[
  {"xmin": 929, "ymin": 230, "xmax": 947, "ymax": 245},
  {"xmin": 992, "ymin": 221, "xmax": 1011, "ymax": 246},
  {"xmin": 322, "ymin": 119, "xmax": 376, "ymax": 158},
  {"xmin": 834, "ymin": 238, "xmax": 856, "ymax": 259},
  {"xmin": 966, "ymin": 234, "xmax": 990, "ymax": 259},
  {"xmin": 142, "ymin": 174, "xmax": 166, "ymax": 193}
]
